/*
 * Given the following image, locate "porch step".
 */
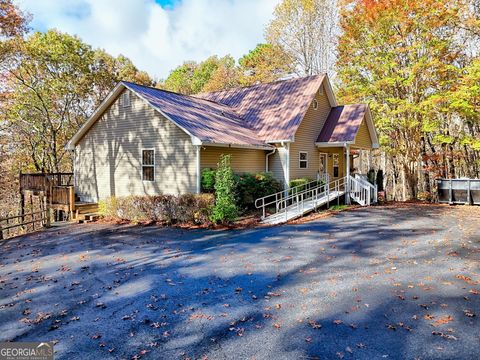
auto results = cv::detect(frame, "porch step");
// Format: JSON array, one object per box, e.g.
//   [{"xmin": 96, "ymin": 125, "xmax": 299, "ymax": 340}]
[
  {"xmin": 77, "ymin": 212, "xmax": 100, "ymax": 223},
  {"xmin": 74, "ymin": 202, "xmax": 99, "ymax": 222},
  {"xmin": 75, "ymin": 202, "xmax": 99, "ymax": 214}
]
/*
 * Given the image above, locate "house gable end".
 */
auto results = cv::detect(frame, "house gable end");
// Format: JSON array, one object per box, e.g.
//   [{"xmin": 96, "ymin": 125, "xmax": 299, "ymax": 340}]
[{"xmin": 67, "ymin": 83, "xmax": 198, "ymax": 150}]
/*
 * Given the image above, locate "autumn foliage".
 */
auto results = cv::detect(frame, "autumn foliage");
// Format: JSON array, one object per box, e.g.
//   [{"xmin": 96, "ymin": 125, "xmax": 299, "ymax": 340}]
[{"xmin": 337, "ymin": 0, "xmax": 480, "ymax": 200}]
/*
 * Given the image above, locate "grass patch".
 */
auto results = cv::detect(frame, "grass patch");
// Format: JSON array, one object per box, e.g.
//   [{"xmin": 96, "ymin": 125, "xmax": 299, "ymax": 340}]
[{"xmin": 329, "ymin": 205, "xmax": 349, "ymax": 211}]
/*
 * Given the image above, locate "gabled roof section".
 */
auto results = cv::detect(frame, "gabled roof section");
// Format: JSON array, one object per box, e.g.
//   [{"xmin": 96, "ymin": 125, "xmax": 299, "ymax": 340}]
[
  {"xmin": 315, "ymin": 104, "xmax": 379, "ymax": 148},
  {"xmin": 121, "ymin": 82, "xmax": 271, "ymax": 148},
  {"xmin": 197, "ymin": 74, "xmax": 336, "ymax": 142},
  {"xmin": 66, "ymin": 82, "xmax": 272, "ymax": 150}
]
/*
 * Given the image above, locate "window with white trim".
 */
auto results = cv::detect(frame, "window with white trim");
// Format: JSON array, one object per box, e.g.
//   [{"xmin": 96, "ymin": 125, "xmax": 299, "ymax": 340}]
[
  {"xmin": 299, "ymin": 151, "xmax": 308, "ymax": 169},
  {"xmin": 333, "ymin": 153, "xmax": 339, "ymax": 177},
  {"xmin": 121, "ymin": 91, "xmax": 130, "ymax": 107},
  {"xmin": 312, "ymin": 99, "xmax": 318, "ymax": 110},
  {"xmin": 142, "ymin": 149, "xmax": 155, "ymax": 181}
]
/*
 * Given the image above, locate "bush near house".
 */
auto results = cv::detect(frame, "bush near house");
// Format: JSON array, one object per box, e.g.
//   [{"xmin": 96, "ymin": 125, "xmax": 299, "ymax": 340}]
[
  {"xmin": 211, "ymin": 155, "xmax": 238, "ymax": 223},
  {"xmin": 234, "ymin": 172, "xmax": 282, "ymax": 211},
  {"xmin": 98, "ymin": 194, "xmax": 214, "ymax": 225},
  {"xmin": 201, "ymin": 168, "xmax": 216, "ymax": 193},
  {"xmin": 288, "ymin": 178, "xmax": 311, "ymax": 189},
  {"xmin": 202, "ymin": 166, "xmax": 282, "ymax": 211}
]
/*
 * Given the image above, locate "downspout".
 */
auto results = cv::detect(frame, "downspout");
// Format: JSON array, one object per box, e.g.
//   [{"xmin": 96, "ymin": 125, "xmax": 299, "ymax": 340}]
[
  {"xmin": 345, "ymin": 143, "xmax": 350, "ymax": 204},
  {"xmin": 284, "ymin": 142, "xmax": 290, "ymax": 188},
  {"xmin": 265, "ymin": 148, "xmax": 276, "ymax": 172},
  {"xmin": 196, "ymin": 145, "xmax": 201, "ymax": 194}
]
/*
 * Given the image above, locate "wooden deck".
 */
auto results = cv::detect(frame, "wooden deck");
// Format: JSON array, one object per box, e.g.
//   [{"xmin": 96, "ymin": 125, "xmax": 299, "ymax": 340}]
[{"xmin": 19, "ymin": 173, "xmax": 98, "ymax": 221}]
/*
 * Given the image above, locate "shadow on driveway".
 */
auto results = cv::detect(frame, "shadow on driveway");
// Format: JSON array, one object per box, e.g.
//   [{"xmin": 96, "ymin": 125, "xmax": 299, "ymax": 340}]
[{"xmin": 0, "ymin": 204, "xmax": 479, "ymax": 359}]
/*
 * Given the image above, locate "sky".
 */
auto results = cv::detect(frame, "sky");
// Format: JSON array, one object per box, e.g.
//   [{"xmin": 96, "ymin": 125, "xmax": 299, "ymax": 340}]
[{"xmin": 15, "ymin": 0, "xmax": 279, "ymax": 79}]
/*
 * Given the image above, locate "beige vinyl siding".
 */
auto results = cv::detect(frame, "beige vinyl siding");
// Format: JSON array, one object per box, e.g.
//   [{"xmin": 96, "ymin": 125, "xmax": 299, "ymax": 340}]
[
  {"xmin": 354, "ymin": 119, "xmax": 373, "ymax": 149},
  {"xmin": 268, "ymin": 144, "xmax": 288, "ymax": 188},
  {"xmin": 200, "ymin": 146, "xmax": 266, "ymax": 174},
  {"xmin": 289, "ymin": 83, "xmax": 331, "ymax": 180},
  {"xmin": 75, "ymin": 89, "xmax": 196, "ymax": 202}
]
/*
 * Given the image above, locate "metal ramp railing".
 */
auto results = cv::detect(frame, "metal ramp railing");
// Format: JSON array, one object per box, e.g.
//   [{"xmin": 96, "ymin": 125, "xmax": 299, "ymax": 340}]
[
  {"xmin": 255, "ymin": 177, "xmax": 347, "ymax": 224},
  {"xmin": 255, "ymin": 175, "xmax": 378, "ymax": 224}
]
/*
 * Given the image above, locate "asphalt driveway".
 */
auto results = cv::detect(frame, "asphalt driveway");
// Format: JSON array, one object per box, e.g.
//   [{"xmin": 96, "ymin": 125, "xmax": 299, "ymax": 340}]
[{"xmin": 0, "ymin": 204, "xmax": 479, "ymax": 360}]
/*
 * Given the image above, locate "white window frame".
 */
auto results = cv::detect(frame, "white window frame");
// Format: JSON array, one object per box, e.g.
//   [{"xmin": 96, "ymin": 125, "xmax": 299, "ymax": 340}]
[
  {"xmin": 312, "ymin": 99, "xmax": 318, "ymax": 110},
  {"xmin": 122, "ymin": 91, "xmax": 130, "ymax": 107},
  {"xmin": 141, "ymin": 148, "xmax": 155, "ymax": 182},
  {"xmin": 299, "ymin": 151, "xmax": 308, "ymax": 169}
]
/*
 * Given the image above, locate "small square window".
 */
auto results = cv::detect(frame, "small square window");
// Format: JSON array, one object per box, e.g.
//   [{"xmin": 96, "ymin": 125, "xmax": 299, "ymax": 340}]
[
  {"xmin": 299, "ymin": 151, "xmax": 308, "ymax": 169},
  {"xmin": 142, "ymin": 149, "xmax": 155, "ymax": 181},
  {"xmin": 122, "ymin": 91, "xmax": 130, "ymax": 107}
]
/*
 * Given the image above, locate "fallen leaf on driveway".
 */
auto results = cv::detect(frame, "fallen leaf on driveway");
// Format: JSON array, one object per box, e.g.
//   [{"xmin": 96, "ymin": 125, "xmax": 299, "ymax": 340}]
[
  {"xmin": 432, "ymin": 315, "xmax": 453, "ymax": 326},
  {"xmin": 432, "ymin": 331, "xmax": 458, "ymax": 340},
  {"xmin": 308, "ymin": 320, "xmax": 321, "ymax": 329}
]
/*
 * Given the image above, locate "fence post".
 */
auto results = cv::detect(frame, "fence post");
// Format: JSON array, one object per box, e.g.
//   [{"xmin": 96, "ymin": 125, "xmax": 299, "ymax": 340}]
[
  {"xmin": 31, "ymin": 202, "xmax": 35, "ymax": 231},
  {"xmin": 69, "ymin": 186, "xmax": 75, "ymax": 219}
]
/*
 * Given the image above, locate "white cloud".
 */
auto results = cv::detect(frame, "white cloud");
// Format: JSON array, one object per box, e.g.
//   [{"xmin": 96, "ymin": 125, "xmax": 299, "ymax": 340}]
[{"xmin": 16, "ymin": 0, "xmax": 279, "ymax": 79}]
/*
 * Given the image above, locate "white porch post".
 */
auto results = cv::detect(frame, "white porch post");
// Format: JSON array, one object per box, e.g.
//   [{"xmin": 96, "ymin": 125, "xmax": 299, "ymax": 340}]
[
  {"xmin": 196, "ymin": 145, "xmax": 201, "ymax": 194},
  {"xmin": 286, "ymin": 143, "xmax": 290, "ymax": 187},
  {"xmin": 346, "ymin": 144, "xmax": 351, "ymax": 204}
]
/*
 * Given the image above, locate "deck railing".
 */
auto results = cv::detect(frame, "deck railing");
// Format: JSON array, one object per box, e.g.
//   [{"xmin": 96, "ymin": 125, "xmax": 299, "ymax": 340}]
[
  {"xmin": 51, "ymin": 186, "xmax": 75, "ymax": 207},
  {"xmin": 20, "ymin": 172, "xmax": 73, "ymax": 192}
]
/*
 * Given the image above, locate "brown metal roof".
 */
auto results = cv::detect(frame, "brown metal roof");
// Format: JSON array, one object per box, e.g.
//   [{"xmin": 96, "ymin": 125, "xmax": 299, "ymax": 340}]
[
  {"xmin": 123, "ymin": 82, "xmax": 271, "ymax": 148},
  {"xmin": 316, "ymin": 104, "xmax": 367, "ymax": 143},
  {"xmin": 197, "ymin": 74, "xmax": 326, "ymax": 141}
]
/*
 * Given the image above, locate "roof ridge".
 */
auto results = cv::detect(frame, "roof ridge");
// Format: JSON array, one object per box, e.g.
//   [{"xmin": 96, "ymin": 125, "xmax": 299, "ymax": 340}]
[
  {"xmin": 121, "ymin": 80, "xmax": 244, "ymax": 113},
  {"xmin": 121, "ymin": 80, "xmax": 259, "ymax": 134},
  {"xmin": 196, "ymin": 73, "xmax": 325, "ymax": 97}
]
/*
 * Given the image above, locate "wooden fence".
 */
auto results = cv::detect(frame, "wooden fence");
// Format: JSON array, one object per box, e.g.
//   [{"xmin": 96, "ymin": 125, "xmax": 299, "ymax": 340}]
[
  {"xmin": 437, "ymin": 178, "xmax": 480, "ymax": 205},
  {"xmin": 0, "ymin": 195, "xmax": 50, "ymax": 240}
]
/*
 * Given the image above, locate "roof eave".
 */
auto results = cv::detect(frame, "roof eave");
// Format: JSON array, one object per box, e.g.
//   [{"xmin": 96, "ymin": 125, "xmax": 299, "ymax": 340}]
[
  {"xmin": 315, "ymin": 141, "xmax": 354, "ymax": 147},
  {"xmin": 200, "ymin": 142, "xmax": 274, "ymax": 151}
]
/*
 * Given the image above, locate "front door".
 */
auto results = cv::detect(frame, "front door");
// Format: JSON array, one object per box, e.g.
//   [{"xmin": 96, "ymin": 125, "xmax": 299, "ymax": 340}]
[{"xmin": 319, "ymin": 153, "xmax": 328, "ymax": 182}]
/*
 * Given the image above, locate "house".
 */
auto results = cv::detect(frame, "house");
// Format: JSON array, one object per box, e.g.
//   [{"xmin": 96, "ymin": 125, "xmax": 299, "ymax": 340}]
[{"xmin": 66, "ymin": 74, "xmax": 379, "ymax": 204}]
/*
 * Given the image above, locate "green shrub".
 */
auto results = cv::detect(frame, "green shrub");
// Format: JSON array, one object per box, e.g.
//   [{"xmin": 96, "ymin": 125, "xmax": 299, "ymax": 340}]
[
  {"xmin": 235, "ymin": 172, "xmax": 282, "ymax": 210},
  {"xmin": 288, "ymin": 177, "xmax": 315, "ymax": 194},
  {"xmin": 98, "ymin": 194, "xmax": 214, "ymax": 225},
  {"xmin": 201, "ymin": 168, "xmax": 216, "ymax": 192},
  {"xmin": 211, "ymin": 154, "xmax": 238, "ymax": 223},
  {"xmin": 289, "ymin": 178, "xmax": 311, "ymax": 189}
]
